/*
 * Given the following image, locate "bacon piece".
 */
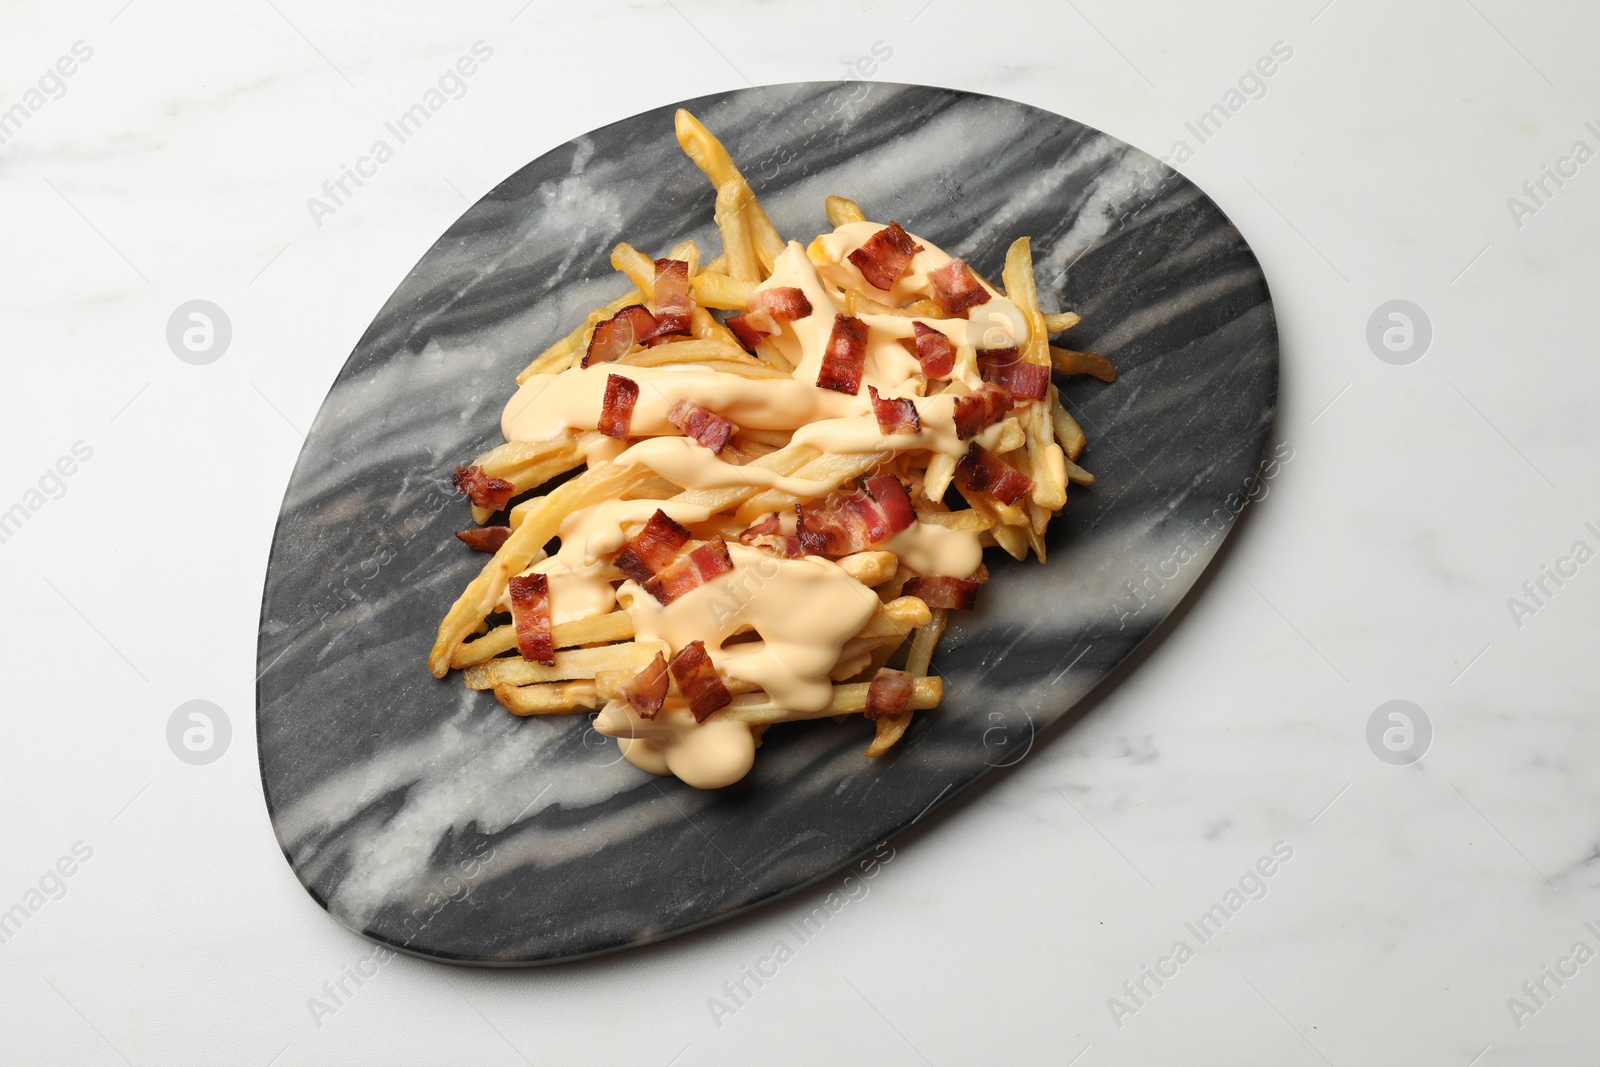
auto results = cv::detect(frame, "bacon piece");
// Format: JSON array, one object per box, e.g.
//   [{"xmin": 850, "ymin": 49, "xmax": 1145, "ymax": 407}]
[
  {"xmin": 738, "ymin": 510, "xmax": 804, "ymax": 558},
  {"xmin": 582, "ymin": 305, "xmax": 657, "ymax": 366},
  {"xmin": 797, "ymin": 476, "xmax": 914, "ymax": 557},
  {"xmin": 864, "ymin": 667, "xmax": 914, "ymax": 720},
  {"xmin": 726, "ymin": 313, "xmax": 771, "ymax": 349},
  {"xmin": 911, "ymin": 322, "xmax": 955, "ymax": 378},
  {"xmin": 956, "ymin": 443, "xmax": 1033, "ymax": 505},
  {"xmin": 666, "ymin": 399, "xmax": 735, "ymax": 454},
  {"xmin": 598, "ymin": 374, "xmax": 640, "ymax": 439},
  {"xmin": 848, "ymin": 222, "xmax": 923, "ymax": 291},
  {"xmin": 951, "ymin": 385, "xmax": 1014, "ymax": 439},
  {"xmin": 978, "ymin": 349, "xmax": 1049, "ymax": 400},
  {"xmin": 863, "ymin": 473, "xmax": 915, "ymax": 533},
  {"xmin": 928, "ymin": 259, "xmax": 992, "ymax": 316},
  {"xmin": 453, "ymin": 465, "xmax": 515, "ymax": 511},
  {"xmin": 902, "ymin": 575, "xmax": 983, "ymax": 611},
  {"xmin": 455, "ymin": 525, "xmax": 510, "ymax": 552},
  {"xmin": 668, "ymin": 640, "xmax": 731, "ymax": 721},
  {"xmin": 643, "ymin": 539, "xmax": 734, "ymax": 605},
  {"xmin": 726, "ymin": 287, "xmax": 813, "ymax": 352},
  {"xmin": 651, "ymin": 258, "xmax": 692, "ymax": 336},
  {"xmin": 816, "ymin": 314, "xmax": 869, "ymax": 394},
  {"xmin": 620, "ymin": 651, "xmax": 670, "ymax": 719},
  {"xmin": 613, "ymin": 509, "xmax": 692, "ymax": 585},
  {"xmin": 750, "ymin": 286, "xmax": 813, "ymax": 320},
  {"xmin": 869, "ymin": 385, "xmax": 921, "ymax": 434},
  {"xmin": 508, "ymin": 572, "xmax": 554, "ymax": 664}
]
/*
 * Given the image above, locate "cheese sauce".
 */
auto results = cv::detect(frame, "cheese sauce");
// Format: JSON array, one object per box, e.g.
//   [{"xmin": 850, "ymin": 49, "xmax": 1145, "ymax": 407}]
[{"xmin": 500, "ymin": 222, "xmax": 1031, "ymax": 787}]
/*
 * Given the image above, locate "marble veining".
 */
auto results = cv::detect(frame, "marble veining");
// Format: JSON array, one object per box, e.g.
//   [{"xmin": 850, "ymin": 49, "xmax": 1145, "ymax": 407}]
[{"xmin": 256, "ymin": 81, "xmax": 1278, "ymax": 965}]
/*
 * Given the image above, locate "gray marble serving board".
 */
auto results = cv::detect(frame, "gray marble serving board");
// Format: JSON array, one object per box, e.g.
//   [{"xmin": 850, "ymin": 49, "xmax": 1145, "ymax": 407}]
[{"xmin": 257, "ymin": 81, "xmax": 1278, "ymax": 965}]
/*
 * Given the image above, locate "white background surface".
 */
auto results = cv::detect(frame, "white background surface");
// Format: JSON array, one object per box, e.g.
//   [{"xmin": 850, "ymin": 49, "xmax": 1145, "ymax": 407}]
[{"xmin": 3, "ymin": 1, "xmax": 1598, "ymax": 1063}]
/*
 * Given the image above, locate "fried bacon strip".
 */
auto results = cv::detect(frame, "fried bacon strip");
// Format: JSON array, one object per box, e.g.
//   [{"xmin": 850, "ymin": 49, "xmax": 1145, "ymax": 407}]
[
  {"xmin": 508, "ymin": 572, "xmax": 554, "ymax": 664},
  {"xmin": 902, "ymin": 575, "xmax": 983, "ymax": 611},
  {"xmin": 928, "ymin": 259, "xmax": 991, "ymax": 316},
  {"xmin": 798, "ymin": 474, "xmax": 914, "ymax": 557},
  {"xmin": 727, "ymin": 286, "xmax": 812, "ymax": 349},
  {"xmin": 848, "ymin": 221, "xmax": 923, "ymax": 291},
  {"xmin": 453, "ymin": 465, "xmax": 515, "ymax": 511},
  {"xmin": 668, "ymin": 639, "xmax": 731, "ymax": 721},
  {"xmin": 599, "ymin": 374, "xmax": 640, "ymax": 439},
  {"xmin": 978, "ymin": 348, "xmax": 1049, "ymax": 400},
  {"xmin": 869, "ymin": 385, "xmax": 921, "ymax": 434},
  {"xmin": 620, "ymin": 651, "xmax": 670, "ymax": 719},
  {"xmin": 911, "ymin": 322, "xmax": 955, "ymax": 378},
  {"xmin": 456, "ymin": 525, "xmax": 511, "ymax": 552},
  {"xmin": 667, "ymin": 399, "xmax": 735, "ymax": 454},
  {"xmin": 951, "ymin": 385, "xmax": 1014, "ymax": 439},
  {"xmin": 738, "ymin": 510, "xmax": 804, "ymax": 558},
  {"xmin": 614, "ymin": 509, "xmax": 693, "ymax": 584},
  {"xmin": 956, "ymin": 443, "xmax": 1033, "ymax": 505},
  {"xmin": 816, "ymin": 314, "xmax": 869, "ymax": 394},
  {"xmin": 583, "ymin": 305, "xmax": 657, "ymax": 366},
  {"xmin": 644, "ymin": 539, "xmax": 734, "ymax": 604},
  {"xmin": 864, "ymin": 667, "xmax": 914, "ymax": 720},
  {"xmin": 651, "ymin": 258, "xmax": 692, "ymax": 336}
]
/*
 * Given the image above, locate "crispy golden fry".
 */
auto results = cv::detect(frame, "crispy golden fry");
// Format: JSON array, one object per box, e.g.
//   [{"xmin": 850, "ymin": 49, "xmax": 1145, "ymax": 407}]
[
  {"xmin": 994, "ymin": 417, "xmax": 1027, "ymax": 455},
  {"xmin": 901, "ymin": 298, "xmax": 948, "ymax": 319},
  {"xmin": 1026, "ymin": 402, "xmax": 1067, "ymax": 511},
  {"xmin": 516, "ymin": 289, "xmax": 643, "ymax": 383},
  {"xmin": 836, "ymin": 551, "xmax": 900, "ymax": 587},
  {"xmin": 689, "ymin": 305, "xmax": 744, "ymax": 350},
  {"xmin": 1049, "ymin": 384, "xmax": 1087, "ymax": 461},
  {"xmin": 453, "ymin": 610, "xmax": 635, "ymax": 669},
  {"xmin": 865, "ymin": 713, "xmax": 912, "ymax": 756},
  {"xmin": 620, "ymin": 338, "xmax": 790, "ymax": 378},
  {"xmin": 1050, "ymin": 345, "xmax": 1116, "ymax": 382},
  {"xmin": 906, "ymin": 608, "xmax": 947, "ymax": 677},
  {"xmin": 666, "ymin": 442, "xmax": 819, "ymax": 515},
  {"xmin": 714, "ymin": 182, "xmax": 761, "ymax": 283},
  {"xmin": 463, "ymin": 640, "xmax": 667, "ymax": 689},
  {"xmin": 611, "ymin": 242, "xmax": 655, "ymax": 294},
  {"xmin": 825, "ymin": 195, "xmax": 865, "ymax": 227},
  {"xmin": 668, "ymin": 238, "xmax": 701, "ymax": 275},
  {"xmin": 675, "ymin": 109, "xmax": 785, "ymax": 272},
  {"xmin": 594, "ymin": 667, "xmax": 760, "ymax": 702},
  {"xmin": 691, "ymin": 271, "xmax": 758, "ymax": 311},
  {"xmin": 429, "ymin": 463, "xmax": 652, "ymax": 676},
  {"xmin": 1043, "ymin": 311, "xmax": 1082, "ymax": 334},
  {"xmin": 914, "ymin": 509, "xmax": 992, "ymax": 531},
  {"xmin": 493, "ymin": 680, "xmax": 600, "ymax": 716},
  {"xmin": 923, "ymin": 451, "xmax": 958, "ymax": 503},
  {"xmin": 734, "ymin": 427, "xmax": 792, "ymax": 449},
  {"xmin": 732, "ymin": 450, "xmax": 883, "ymax": 524},
  {"xmin": 1063, "ymin": 455, "xmax": 1095, "ymax": 486},
  {"xmin": 712, "ymin": 676, "xmax": 942, "ymax": 725}
]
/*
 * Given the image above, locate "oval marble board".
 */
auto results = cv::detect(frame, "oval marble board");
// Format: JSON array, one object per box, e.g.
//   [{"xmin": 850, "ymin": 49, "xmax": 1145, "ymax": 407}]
[{"xmin": 257, "ymin": 81, "xmax": 1279, "ymax": 965}]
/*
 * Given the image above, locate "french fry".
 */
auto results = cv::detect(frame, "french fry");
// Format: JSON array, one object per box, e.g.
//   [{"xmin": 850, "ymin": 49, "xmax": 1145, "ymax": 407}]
[
  {"xmin": 914, "ymin": 508, "xmax": 991, "ymax": 532},
  {"xmin": 923, "ymin": 451, "xmax": 958, "ymax": 503},
  {"xmin": 666, "ymin": 442, "xmax": 819, "ymax": 514},
  {"xmin": 428, "ymin": 463, "xmax": 652, "ymax": 676},
  {"xmin": 865, "ymin": 714, "xmax": 912, "ymax": 757},
  {"xmin": 621, "ymin": 338, "xmax": 790, "ymax": 378},
  {"xmin": 711, "ymin": 676, "xmax": 942, "ymax": 725},
  {"xmin": 690, "ymin": 305, "xmax": 745, "ymax": 350},
  {"xmin": 836, "ymin": 551, "xmax": 899, "ymax": 587},
  {"xmin": 611, "ymin": 242, "xmax": 655, "ymax": 294},
  {"xmin": 691, "ymin": 271, "xmax": 758, "ymax": 311},
  {"xmin": 1063, "ymin": 455, "xmax": 1095, "ymax": 486},
  {"xmin": 1050, "ymin": 345, "xmax": 1116, "ymax": 382},
  {"xmin": 1043, "ymin": 311, "xmax": 1081, "ymax": 334},
  {"xmin": 825, "ymin": 195, "xmax": 865, "ymax": 227},
  {"xmin": 493, "ymin": 680, "xmax": 600, "ymax": 716},
  {"xmin": 517, "ymin": 289, "xmax": 643, "ymax": 383},
  {"xmin": 453, "ymin": 610, "xmax": 635, "ymax": 669},
  {"xmin": 994, "ymin": 417, "xmax": 1026, "ymax": 455},
  {"xmin": 714, "ymin": 182, "xmax": 761, "ymax": 283},
  {"xmin": 674, "ymin": 109, "xmax": 785, "ymax": 271},
  {"xmin": 463, "ymin": 640, "xmax": 666, "ymax": 689},
  {"xmin": 1049, "ymin": 384, "xmax": 1087, "ymax": 461},
  {"xmin": 1026, "ymin": 402, "xmax": 1068, "ymax": 510},
  {"xmin": 732, "ymin": 450, "xmax": 883, "ymax": 524}
]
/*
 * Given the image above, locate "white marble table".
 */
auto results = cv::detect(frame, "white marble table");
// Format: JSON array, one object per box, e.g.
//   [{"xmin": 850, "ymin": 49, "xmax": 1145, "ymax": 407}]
[{"xmin": 2, "ymin": 1, "xmax": 1596, "ymax": 1063}]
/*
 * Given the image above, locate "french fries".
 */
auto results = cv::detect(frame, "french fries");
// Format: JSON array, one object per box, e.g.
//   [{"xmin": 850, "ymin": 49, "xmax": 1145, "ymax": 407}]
[{"xmin": 430, "ymin": 108, "xmax": 1113, "ymax": 784}]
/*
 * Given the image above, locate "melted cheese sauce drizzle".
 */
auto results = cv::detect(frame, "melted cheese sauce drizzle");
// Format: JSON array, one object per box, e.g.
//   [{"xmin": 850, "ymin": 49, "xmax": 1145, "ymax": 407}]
[{"xmin": 499, "ymin": 222, "xmax": 1033, "ymax": 787}]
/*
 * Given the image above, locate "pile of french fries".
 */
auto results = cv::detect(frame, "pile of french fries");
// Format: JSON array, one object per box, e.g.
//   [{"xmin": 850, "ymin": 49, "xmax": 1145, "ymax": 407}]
[{"xmin": 426, "ymin": 109, "xmax": 1110, "ymax": 760}]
